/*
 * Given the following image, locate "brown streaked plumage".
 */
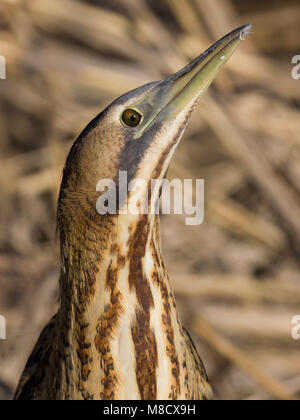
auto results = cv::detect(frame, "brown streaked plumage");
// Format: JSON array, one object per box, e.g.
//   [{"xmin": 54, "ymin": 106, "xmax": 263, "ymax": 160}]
[{"xmin": 14, "ymin": 25, "xmax": 251, "ymax": 400}]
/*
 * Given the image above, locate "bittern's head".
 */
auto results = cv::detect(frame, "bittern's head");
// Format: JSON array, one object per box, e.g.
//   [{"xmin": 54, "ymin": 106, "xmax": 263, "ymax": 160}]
[{"xmin": 58, "ymin": 25, "xmax": 251, "ymax": 222}]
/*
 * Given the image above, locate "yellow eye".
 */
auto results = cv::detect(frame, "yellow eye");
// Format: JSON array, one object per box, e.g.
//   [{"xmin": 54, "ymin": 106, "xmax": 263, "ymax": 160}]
[{"xmin": 121, "ymin": 109, "xmax": 142, "ymax": 127}]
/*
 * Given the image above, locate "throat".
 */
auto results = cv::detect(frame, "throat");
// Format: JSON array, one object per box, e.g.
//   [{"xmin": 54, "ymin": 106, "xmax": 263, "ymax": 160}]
[{"xmin": 51, "ymin": 213, "xmax": 185, "ymax": 400}]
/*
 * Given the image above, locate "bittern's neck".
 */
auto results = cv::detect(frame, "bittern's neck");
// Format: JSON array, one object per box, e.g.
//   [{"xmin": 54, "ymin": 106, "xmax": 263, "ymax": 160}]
[{"xmin": 50, "ymin": 211, "xmax": 186, "ymax": 400}]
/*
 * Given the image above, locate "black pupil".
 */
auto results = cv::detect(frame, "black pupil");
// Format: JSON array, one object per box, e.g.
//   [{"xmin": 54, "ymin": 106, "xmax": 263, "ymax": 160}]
[{"xmin": 122, "ymin": 109, "xmax": 141, "ymax": 127}]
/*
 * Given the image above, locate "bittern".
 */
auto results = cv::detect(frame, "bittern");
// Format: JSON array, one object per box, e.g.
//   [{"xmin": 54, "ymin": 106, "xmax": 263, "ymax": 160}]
[{"xmin": 14, "ymin": 25, "xmax": 251, "ymax": 400}]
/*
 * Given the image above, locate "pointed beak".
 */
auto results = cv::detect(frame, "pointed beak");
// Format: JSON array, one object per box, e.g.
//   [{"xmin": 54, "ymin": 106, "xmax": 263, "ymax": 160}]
[
  {"xmin": 158, "ymin": 24, "xmax": 252, "ymax": 120},
  {"xmin": 134, "ymin": 24, "xmax": 251, "ymax": 136}
]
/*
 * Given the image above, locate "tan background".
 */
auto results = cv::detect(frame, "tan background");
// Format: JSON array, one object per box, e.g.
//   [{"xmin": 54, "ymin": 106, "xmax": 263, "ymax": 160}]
[{"xmin": 0, "ymin": 0, "xmax": 300, "ymax": 400}]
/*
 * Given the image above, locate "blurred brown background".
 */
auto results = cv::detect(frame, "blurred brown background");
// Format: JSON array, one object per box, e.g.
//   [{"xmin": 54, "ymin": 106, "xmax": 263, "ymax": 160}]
[{"xmin": 0, "ymin": 0, "xmax": 300, "ymax": 400}]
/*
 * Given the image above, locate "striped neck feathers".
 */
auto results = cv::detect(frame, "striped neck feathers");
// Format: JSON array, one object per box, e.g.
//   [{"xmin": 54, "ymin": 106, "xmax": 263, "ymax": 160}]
[{"xmin": 50, "ymin": 205, "xmax": 185, "ymax": 400}]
